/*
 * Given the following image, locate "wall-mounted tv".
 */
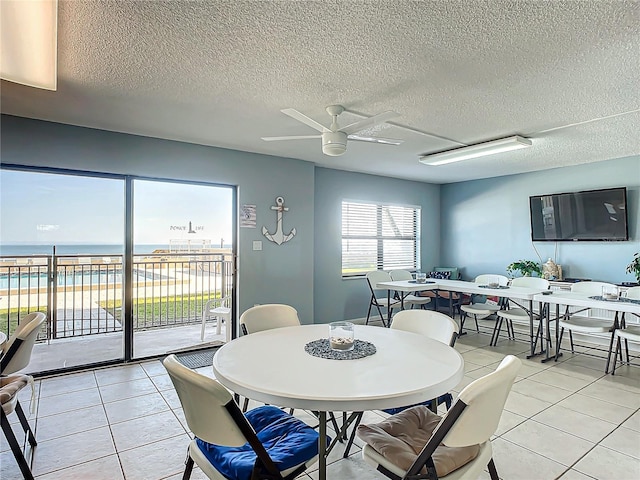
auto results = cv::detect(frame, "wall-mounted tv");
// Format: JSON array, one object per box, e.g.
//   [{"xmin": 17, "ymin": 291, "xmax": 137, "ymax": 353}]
[{"xmin": 529, "ymin": 187, "xmax": 628, "ymax": 242}]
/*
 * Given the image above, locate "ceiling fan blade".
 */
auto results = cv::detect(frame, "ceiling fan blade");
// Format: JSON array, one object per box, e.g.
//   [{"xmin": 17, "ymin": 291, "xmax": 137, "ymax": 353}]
[
  {"xmin": 348, "ymin": 135, "xmax": 404, "ymax": 145},
  {"xmin": 281, "ymin": 109, "xmax": 328, "ymax": 133},
  {"xmin": 341, "ymin": 110, "xmax": 400, "ymax": 135},
  {"xmin": 261, "ymin": 135, "xmax": 321, "ymax": 142}
]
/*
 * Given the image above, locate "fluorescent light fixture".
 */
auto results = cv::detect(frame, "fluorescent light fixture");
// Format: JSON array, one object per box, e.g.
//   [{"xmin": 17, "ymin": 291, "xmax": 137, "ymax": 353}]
[
  {"xmin": 419, "ymin": 135, "xmax": 532, "ymax": 166},
  {"xmin": 1, "ymin": 0, "xmax": 58, "ymax": 90}
]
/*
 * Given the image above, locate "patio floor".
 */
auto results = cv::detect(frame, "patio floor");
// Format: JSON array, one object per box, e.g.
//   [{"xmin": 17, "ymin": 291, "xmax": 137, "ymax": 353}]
[{"xmin": 27, "ymin": 322, "xmax": 228, "ymax": 374}]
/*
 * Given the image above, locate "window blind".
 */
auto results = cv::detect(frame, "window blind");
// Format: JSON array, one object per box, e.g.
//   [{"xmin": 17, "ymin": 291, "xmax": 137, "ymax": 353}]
[{"xmin": 341, "ymin": 200, "xmax": 421, "ymax": 277}]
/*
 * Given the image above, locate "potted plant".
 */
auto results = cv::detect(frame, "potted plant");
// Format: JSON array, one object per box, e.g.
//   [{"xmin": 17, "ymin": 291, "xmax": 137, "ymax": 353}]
[
  {"xmin": 626, "ymin": 252, "xmax": 640, "ymax": 283},
  {"xmin": 506, "ymin": 260, "xmax": 542, "ymax": 277}
]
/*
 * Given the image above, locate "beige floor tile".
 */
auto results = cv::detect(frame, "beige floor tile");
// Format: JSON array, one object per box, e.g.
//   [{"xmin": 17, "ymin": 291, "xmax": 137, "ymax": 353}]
[
  {"xmin": 103, "ymin": 391, "xmax": 171, "ymax": 424},
  {"xmin": 528, "ymin": 369, "xmax": 596, "ymax": 392},
  {"xmin": 110, "ymin": 409, "xmax": 188, "ymax": 452},
  {"xmin": 532, "ymin": 404, "xmax": 618, "ymax": 443},
  {"xmin": 490, "ymin": 437, "xmax": 567, "ymax": 479},
  {"xmin": 160, "ymin": 386, "xmax": 182, "ymax": 409},
  {"xmin": 99, "ymin": 377, "xmax": 158, "ymax": 403},
  {"xmin": 593, "ymin": 370, "xmax": 640, "ymax": 394},
  {"xmin": 621, "ymin": 409, "xmax": 640, "ymax": 432},
  {"xmin": 94, "ymin": 364, "xmax": 148, "ymax": 386},
  {"xmin": 502, "ymin": 419, "xmax": 595, "ymax": 466},
  {"xmin": 462, "ymin": 349, "xmax": 508, "ymax": 366},
  {"xmin": 573, "ymin": 445, "xmax": 640, "ymax": 479},
  {"xmin": 557, "ymin": 468, "xmax": 599, "ymax": 479},
  {"xmin": 39, "ymin": 371, "xmax": 97, "ymax": 398},
  {"xmin": 36, "ymin": 404, "xmax": 109, "ymax": 442},
  {"xmin": 600, "ymin": 426, "xmax": 640, "ymax": 459},
  {"xmin": 118, "ymin": 433, "xmax": 193, "ymax": 480},
  {"xmin": 556, "ymin": 393, "xmax": 636, "ymax": 425},
  {"xmin": 546, "ymin": 361, "xmax": 606, "ymax": 381},
  {"xmin": 149, "ymin": 372, "xmax": 175, "ymax": 391},
  {"xmin": 511, "ymin": 378, "xmax": 573, "ymax": 403},
  {"xmin": 560, "ymin": 354, "xmax": 611, "ymax": 373},
  {"xmin": 31, "ymin": 426, "xmax": 115, "ymax": 476},
  {"xmin": 578, "ymin": 382, "xmax": 640, "ymax": 409},
  {"xmin": 37, "ymin": 388, "xmax": 102, "ymax": 417},
  {"xmin": 307, "ymin": 451, "xmax": 382, "ymax": 480},
  {"xmin": 36, "ymin": 453, "xmax": 124, "ymax": 480},
  {"xmin": 494, "ymin": 409, "xmax": 527, "ymax": 437},
  {"xmin": 504, "ymin": 391, "xmax": 552, "ymax": 417},
  {"xmin": 140, "ymin": 359, "xmax": 167, "ymax": 376}
]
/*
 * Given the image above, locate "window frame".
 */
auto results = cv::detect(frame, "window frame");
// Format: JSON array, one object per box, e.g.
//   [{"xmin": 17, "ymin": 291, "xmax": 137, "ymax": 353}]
[{"xmin": 341, "ymin": 199, "xmax": 421, "ymax": 278}]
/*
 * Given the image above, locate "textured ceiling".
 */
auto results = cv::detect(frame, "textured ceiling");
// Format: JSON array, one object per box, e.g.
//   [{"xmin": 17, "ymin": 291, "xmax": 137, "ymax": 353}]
[{"xmin": 1, "ymin": 0, "xmax": 639, "ymax": 184}]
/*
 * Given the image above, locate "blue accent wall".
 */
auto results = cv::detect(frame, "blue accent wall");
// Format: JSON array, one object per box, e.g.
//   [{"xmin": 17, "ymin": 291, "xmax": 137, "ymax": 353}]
[
  {"xmin": 313, "ymin": 167, "xmax": 440, "ymax": 323},
  {"xmin": 1, "ymin": 115, "xmax": 316, "ymax": 323},
  {"xmin": 440, "ymin": 156, "xmax": 640, "ymax": 284}
]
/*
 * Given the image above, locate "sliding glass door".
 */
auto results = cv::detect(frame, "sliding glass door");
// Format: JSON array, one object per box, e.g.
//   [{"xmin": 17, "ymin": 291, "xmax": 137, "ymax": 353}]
[
  {"xmin": 0, "ymin": 169, "xmax": 125, "ymax": 371},
  {"xmin": 131, "ymin": 179, "xmax": 233, "ymax": 358}
]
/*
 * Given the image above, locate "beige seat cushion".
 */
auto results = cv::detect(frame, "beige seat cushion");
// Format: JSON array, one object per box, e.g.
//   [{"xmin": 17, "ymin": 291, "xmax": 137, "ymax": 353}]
[
  {"xmin": 357, "ymin": 405, "xmax": 479, "ymax": 477},
  {"xmin": 0, "ymin": 375, "xmax": 29, "ymax": 405}
]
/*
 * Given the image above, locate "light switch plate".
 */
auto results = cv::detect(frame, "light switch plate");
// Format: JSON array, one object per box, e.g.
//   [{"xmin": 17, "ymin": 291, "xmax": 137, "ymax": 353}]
[{"xmin": 252, "ymin": 240, "xmax": 262, "ymax": 251}]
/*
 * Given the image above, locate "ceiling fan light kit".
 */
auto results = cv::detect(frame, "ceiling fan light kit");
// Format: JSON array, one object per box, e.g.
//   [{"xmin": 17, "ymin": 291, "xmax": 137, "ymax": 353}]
[
  {"xmin": 419, "ymin": 135, "xmax": 532, "ymax": 166},
  {"xmin": 322, "ymin": 131, "xmax": 348, "ymax": 156},
  {"xmin": 262, "ymin": 105, "xmax": 403, "ymax": 156}
]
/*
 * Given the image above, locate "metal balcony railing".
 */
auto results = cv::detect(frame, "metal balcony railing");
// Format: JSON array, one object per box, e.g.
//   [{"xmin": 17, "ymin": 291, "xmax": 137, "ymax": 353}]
[{"xmin": 0, "ymin": 252, "xmax": 233, "ymax": 340}]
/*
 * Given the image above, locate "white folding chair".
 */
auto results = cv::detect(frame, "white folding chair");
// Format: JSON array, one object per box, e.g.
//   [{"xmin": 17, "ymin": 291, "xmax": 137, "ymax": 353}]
[
  {"xmin": 389, "ymin": 270, "xmax": 432, "ymax": 310},
  {"xmin": 201, "ymin": 296, "xmax": 232, "ymax": 342},
  {"xmin": 358, "ymin": 355, "xmax": 522, "ymax": 480},
  {"xmin": 495, "ymin": 277, "xmax": 549, "ymax": 347},
  {"xmin": 459, "ymin": 275, "xmax": 508, "ymax": 337},
  {"xmin": 610, "ymin": 286, "xmax": 640, "ymax": 375},
  {"xmin": 239, "ymin": 304, "xmax": 300, "ymax": 335},
  {"xmin": 366, "ymin": 271, "xmax": 400, "ymax": 327},
  {"xmin": 163, "ymin": 354, "xmax": 320, "ymax": 480},
  {"xmin": 558, "ymin": 281, "xmax": 619, "ymax": 371}
]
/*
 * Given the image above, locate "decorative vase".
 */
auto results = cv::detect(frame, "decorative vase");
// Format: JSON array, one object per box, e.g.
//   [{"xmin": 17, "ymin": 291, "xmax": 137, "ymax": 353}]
[{"xmin": 542, "ymin": 258, "xmax": 560, "ymax": 280}]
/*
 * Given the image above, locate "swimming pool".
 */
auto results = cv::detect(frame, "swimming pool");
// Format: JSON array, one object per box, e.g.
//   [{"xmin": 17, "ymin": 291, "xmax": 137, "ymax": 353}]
[{"xmin": 0, "ymin": 270, "xmax": 148, "ymax": 290}]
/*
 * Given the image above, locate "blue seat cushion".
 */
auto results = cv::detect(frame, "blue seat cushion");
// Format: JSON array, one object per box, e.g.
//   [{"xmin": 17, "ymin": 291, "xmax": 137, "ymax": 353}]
[
  {"xmin": 383, "ymin": 393, "xmax": 453, "ymax": 415},
  {"xmin": 196, "ymin": 405, "xmax": 322, "ymax": 480}
]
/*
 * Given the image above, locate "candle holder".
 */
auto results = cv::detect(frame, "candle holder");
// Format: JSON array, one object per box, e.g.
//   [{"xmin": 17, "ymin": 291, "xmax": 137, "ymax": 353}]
[{"xmin": 329, "ymin": 321, "xmax": 355, "ymax": 351}]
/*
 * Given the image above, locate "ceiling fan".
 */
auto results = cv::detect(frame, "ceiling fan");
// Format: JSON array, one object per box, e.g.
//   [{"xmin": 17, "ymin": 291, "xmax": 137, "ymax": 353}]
[{"xmin": 261, "ymin": 105, "xmax": 404, "ymax": 156}]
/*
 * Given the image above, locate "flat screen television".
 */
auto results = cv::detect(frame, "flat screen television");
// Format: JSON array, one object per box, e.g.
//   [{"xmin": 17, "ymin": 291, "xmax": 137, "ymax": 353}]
[{"xmin": 529, "ymin": 187, "xmax": 628, "ymax": 241}]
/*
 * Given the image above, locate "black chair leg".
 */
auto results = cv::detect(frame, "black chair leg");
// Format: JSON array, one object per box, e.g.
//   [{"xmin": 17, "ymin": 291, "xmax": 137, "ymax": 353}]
[
  {"xmin": 624, "ymin": 338, "xmax": 630, "ymax": 363},
  {"xmin": 14, "ymin": 401, "xmax": 36, "ymax": 446},
  {"xmin": 569, "ymin": 330, "xmax": 575, "ymax": 353},
  {"xmin": 491, "ymin": 318, "xmax": 502, "ymax": 346},
  {"xmin": 488, "ymin": 458, "xmax": 499, "ymax": 480},
  {"xmin": 182, "ymin": 451, "xmax": 194, "ymax": 480},
  {"xmin": 605, "ymin": 330, "xmax": 617, "ymax": 374},
  {"xmin": 558, "ymin": 327, "xmax": 565, "ymax": 355},
  {"xmin": 474, "ymin": 315, "xmax": 480, "ymax": 333},
  {"xmin": 1, "ymin": 411, "xmax": 34, "ymax": 480},
  {"xmin": 611, "ymin": 336, "xmax": 621, "ymax": 375},
  {"xmin": 242, "ymin": 397, "xmax": 249, "ymax": 412},
  {"xmin": 365, "ymin": 302, "xmax": 373, "ymax": 325}
]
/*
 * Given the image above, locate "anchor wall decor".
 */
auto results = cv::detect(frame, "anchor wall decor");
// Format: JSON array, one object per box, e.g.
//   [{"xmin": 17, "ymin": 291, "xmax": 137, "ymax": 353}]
[{"xmin": 262, "ymin": 196, "xmax": 296, "ymax": 245}]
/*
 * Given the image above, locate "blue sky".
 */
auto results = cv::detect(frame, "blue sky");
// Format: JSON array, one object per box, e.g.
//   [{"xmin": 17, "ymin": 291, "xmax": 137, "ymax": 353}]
[{"xmin": 0, "ymin": 170, "xmax": 233, "ymax": 246}]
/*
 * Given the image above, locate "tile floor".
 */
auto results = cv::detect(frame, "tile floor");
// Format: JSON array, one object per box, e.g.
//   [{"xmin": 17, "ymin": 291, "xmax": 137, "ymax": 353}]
[{"xmin": 2, "ymin": 329, "xmax": 639, "ymax": 480}]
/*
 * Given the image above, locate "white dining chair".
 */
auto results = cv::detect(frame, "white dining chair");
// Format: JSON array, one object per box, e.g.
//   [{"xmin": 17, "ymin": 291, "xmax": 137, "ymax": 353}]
[
  {"xmin": 201, "ymin": 296, "xmax": 232, "ymax": 342},
  {"xmin": 389, "ymin": 270, "xmax": 432, "ymax": 310},
  {"xmin": 357, "ymin": 355, "xmax": 522, "ymax": 480},
  {"xmin": 459, "ymin": 275, "xmax": 508, "ymax": 336},
  {"xmin": 609, "ymin": 286, "xmax": 640, "ymax": 375},
  {"xmin": 495, "ymin": 277, "xmax": 549, "ymax": 346},
  {"xmin": 558, "ymin": 281, "xmax": 619, "ymax": 371},
  {"xmin": 162, "ymin": 354, "xmax": 321, "ymax": 480},
  {"xmin": 365, "ymin": 270, "xmax": 400, "ymax": 327}
]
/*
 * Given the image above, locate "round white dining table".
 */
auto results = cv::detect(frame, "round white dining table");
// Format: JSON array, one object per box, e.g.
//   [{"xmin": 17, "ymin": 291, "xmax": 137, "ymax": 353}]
[{"xmin": 212, "ymin": 324, "xmax": 464, "ymax": 480}]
